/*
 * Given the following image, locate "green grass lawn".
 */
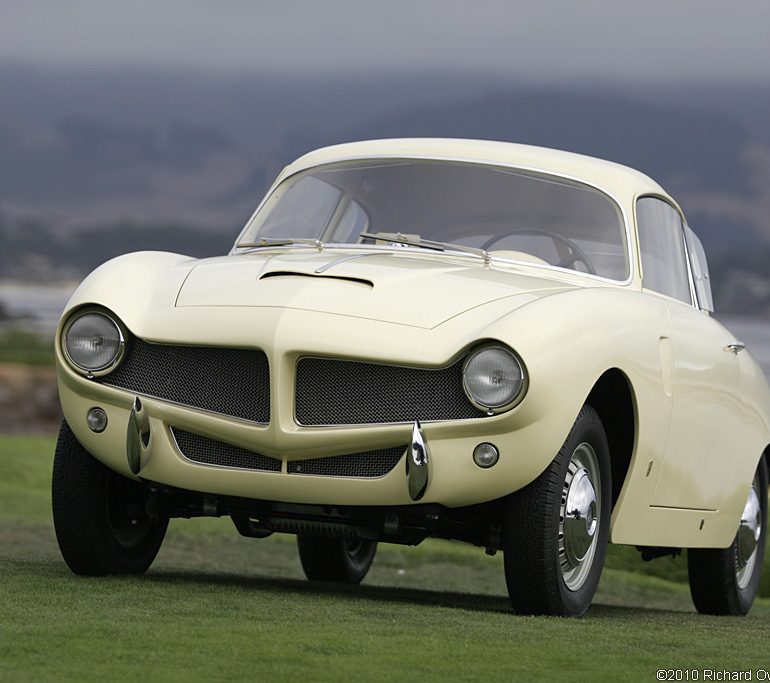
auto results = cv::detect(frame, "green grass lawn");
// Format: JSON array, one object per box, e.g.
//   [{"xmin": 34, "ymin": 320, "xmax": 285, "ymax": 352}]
[
  {"xmin": 2, "ymin": 435, "xmax": 769, "ymax": 682},
  {"xmin": 0, "ymin": 329, "xmax": 54, "ymax": 366}
]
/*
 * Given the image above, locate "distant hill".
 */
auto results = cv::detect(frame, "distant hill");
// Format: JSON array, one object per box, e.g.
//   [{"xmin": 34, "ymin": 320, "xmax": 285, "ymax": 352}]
[
  {"xmin": 1, "ymin": 63, "xmax": 769, "ymax": 313},
  {"xmin": 0, "ymin": 66, "xmax": 497, "ymax": 230}
]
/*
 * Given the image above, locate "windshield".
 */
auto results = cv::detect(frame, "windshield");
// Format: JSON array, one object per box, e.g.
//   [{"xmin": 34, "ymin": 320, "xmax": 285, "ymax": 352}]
[{"xmin": 237, "ymin": 159, "xmax": 629, "ymax": 280}]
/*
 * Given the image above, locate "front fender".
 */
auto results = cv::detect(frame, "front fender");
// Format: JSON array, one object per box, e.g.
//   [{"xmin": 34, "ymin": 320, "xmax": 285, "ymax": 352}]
[
  {"xmin": 479, "ymin": 285, "xmax": 670, "ymax": 481},
  {"xmin": 62, "ymin": 251, "xmax": 198, "ymax": 332},
  {"xmin": 479, "ymin": 286, "xmax": 681, "ymax": 540}
]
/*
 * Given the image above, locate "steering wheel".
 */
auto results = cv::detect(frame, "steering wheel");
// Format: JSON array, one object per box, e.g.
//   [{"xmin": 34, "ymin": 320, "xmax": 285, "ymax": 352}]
[{"xmin": 481, "ymin": 228, "xmax": 597, "ymax": 275}]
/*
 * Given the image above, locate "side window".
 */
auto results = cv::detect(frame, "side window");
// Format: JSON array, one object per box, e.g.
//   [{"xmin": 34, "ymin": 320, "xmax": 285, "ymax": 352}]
[
  {"xmin": 684, "ymin": 225, "xmax": 714, "ymax": 312},
  {"xmin": 636, "ymin": 197, "xmax": 692, "ymax": 304}
]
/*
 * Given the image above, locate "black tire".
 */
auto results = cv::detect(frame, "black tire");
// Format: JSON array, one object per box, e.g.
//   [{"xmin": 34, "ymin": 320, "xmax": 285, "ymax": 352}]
[
  {"xmin": 52, "ymin": 420, "xmax": 168, "ymax": 576},
  {"xmin": 502, "ymin": 405, "xmax": 611, "ymax": 617},
  {"xmin": 297, "ymin": 536, "xmax": 377, "ymax": 584},
  {"xmin": 688, "ymin": 457, "xmax": 768, "ymax": 616}
]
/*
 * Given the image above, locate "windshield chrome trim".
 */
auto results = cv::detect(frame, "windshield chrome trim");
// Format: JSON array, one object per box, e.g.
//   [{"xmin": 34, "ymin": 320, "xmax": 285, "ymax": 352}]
[
  {"xmin": 237, "ymin": 242, "xmax": 629, "ymax": 288},
  {"xmin": 231, "ymin": 154, "xmax": 635, "ymax": 286}
]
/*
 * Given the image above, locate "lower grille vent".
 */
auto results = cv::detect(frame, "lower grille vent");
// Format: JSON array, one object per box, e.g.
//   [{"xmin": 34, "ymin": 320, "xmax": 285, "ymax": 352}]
[
  {"xmin": 172, "ymin": 428, "xmax": 281, "ymax": 472},
  {"xmin": 288, "ymin": 446, "xmax": 405, "ymax": 478},
  {"xmin": 172, "ymin": 428, "xmax": 405, "ymax": 479}
]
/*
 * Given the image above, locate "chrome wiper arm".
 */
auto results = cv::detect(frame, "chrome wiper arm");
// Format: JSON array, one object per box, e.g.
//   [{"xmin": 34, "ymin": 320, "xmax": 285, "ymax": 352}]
[
  {"xmin": 416, "ymin": 236, "xmax": 491, "ymax": 263},
  {"xmin": 360, "ymin": 231, "xmax": 443, "ymax": 252},
  {"xmin": 360, "ymin": 232, "xmax": 490, "ymax": 264},
  {"xmin": 236, "ymin": 237, "xmax": 324, "ymax": 251}
]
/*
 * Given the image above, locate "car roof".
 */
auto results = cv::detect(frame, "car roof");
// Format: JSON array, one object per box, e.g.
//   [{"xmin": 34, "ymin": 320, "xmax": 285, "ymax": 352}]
[{"xmin": 281, "ymin": 138, "xmax": 670, "ymax": 205}]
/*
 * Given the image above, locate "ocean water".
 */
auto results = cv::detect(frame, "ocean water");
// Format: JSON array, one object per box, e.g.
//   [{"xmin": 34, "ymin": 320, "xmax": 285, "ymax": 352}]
[{"xmin": 0, "ymin": 282, "xmax": 77, "ymax": 336}]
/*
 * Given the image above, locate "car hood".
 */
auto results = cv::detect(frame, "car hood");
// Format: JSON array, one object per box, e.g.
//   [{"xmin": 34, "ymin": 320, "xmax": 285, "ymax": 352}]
[{"xmin": 175, "ymin": 251, "xmax": 573, "ymax": 329}]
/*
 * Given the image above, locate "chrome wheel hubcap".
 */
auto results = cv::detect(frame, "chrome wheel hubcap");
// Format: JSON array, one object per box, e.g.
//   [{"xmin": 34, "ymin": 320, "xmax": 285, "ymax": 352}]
[
  {"xmin": 735, "ymin": 475, "xmax": 762, "ymax": 589},
  {"xmin": 559, "ymin": 442, "xmax": 601, "ymax": 591},
  {"xmin": 564, "ymin": 469, "xmax": 598, "ymax": 563}
]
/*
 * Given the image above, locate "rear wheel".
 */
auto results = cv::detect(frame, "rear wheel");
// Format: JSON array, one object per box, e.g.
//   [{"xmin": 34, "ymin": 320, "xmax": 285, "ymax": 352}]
[
  {"xmin": 688, "ymin": 457, "xmax": 767, "ymax": 615},
  {"xmin": 297, "ymin": 536, "xmax": 377, "ymax": 584},
  {"xmin": 52, "ymin": 420, "xmax": 168, "ymax": 576},
  {"xmin": 502, "ymin": 405, "xmax": 611, "ymax": 617}
]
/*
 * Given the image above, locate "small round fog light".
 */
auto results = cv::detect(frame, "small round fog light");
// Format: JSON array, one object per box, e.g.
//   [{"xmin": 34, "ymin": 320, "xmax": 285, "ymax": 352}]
[
  {"xmin": 473, "ymin": 443, "xmax": 499, "ymax": 469},
  {"xmin": 86, "ymin": 408, "xmax": 108, "ymax": 433}
]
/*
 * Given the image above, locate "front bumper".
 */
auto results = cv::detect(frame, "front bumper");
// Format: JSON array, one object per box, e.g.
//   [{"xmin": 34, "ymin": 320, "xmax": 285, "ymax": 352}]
[{"xmin": 57, "ymin": 365, "xmax": 555, "ymax": 508}]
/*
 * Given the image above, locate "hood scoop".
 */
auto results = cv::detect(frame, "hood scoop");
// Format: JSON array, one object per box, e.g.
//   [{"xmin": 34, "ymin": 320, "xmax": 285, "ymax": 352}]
[
  {"xmin": 259, "ymin": 270, "xmax": 374, "ymax": 288},
  {"xmin": 176, "ymin": 252, "xmax": 572, "ymax": 329}
]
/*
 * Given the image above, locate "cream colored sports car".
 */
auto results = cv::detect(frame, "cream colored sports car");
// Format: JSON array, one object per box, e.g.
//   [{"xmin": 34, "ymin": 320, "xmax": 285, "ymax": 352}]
[{"xmin": 52, "ymin": 139, "xmax": 770, "ymax": 617}]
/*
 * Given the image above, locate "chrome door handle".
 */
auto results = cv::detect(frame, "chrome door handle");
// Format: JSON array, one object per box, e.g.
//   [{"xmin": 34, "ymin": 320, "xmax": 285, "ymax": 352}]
[{"xmin": 725, "ymin": 342, "xmax": 746, "ymax": 354}]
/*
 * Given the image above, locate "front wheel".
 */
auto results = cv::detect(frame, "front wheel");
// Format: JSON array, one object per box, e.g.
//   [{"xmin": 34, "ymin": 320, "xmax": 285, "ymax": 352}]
[
  {"xmin": 502, "ymin": 405, "xmax": 611, "ymax": 617},
  {"xmin": 297, "ymin": 536, "xmax": 377, "ymax": 584},
  {"xmin": 52, "ymin": 420, "xmax": 168, "ymax": 576},
  {"xmin": 688, "ymin": 457, "xmax": 768, "ymax": 616}
]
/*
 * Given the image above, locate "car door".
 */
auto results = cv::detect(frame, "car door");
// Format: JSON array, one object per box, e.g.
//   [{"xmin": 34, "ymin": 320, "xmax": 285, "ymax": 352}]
[{"xmin": 635, "ymin": 197, "xmax": 746, "ymax": 511}]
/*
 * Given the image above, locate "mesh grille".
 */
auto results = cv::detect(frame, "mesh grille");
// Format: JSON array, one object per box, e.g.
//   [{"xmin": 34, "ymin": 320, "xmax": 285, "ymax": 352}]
[
  {"xmin": 172, "ymin": 428, "xmax": 281, "ymax": 472},
  {"xmin": 295, "ymin": 357, "xmax": 485, "ymax": 425},
  {"xmin": 288, "ymin": 446, "xmax": 405, "ymax": 478},
  {"xmin": 173, "ymin": 428, "xmax": 403, "ymax": 478},
  {"xmin": 99, "ymin": 339, "xmax": 270, "ymax": 423}
]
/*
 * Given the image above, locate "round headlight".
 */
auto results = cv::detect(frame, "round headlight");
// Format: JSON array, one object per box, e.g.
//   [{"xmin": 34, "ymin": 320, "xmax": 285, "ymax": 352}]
[
  {"xmin": 63, "ymin": 311, "xmax": 125, "ymax": 375},
  {"xmin": 462, "ymin": 345, "xmax": 526, "ymax": 412}
]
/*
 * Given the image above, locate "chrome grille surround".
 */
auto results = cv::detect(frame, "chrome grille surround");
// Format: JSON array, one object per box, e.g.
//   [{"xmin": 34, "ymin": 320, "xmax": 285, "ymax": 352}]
[
  {"xmin": 98, "ymin": 339, "xmax": 270, "ymax": 423},
  {"xmin": 172, "ymin": 428, "xmax": 281, "ymax": 472},
  {"xmin": 295, "ymin": 356, "xmax": 486, "ymax": 426}
]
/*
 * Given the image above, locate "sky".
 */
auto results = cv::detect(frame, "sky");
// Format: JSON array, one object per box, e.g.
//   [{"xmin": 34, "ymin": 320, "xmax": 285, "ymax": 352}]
[{"xmin": 2, "ymin": 0, "xmax": 770, "ymax": 83}]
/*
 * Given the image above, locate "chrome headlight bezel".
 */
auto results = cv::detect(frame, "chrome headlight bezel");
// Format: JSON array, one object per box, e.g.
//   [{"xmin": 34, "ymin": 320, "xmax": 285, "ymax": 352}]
[
  {"xmin": 61, "ymin": 309, "xmax": 127, "ymax": 378},
  {"xmin": 462, "ymin": 344, "xmax": 528, "ymax": 414}
]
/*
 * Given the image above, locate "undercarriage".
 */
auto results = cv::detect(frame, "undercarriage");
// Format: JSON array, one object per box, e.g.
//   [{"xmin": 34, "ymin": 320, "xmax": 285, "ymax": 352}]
[{"xmin": 143, "ymin": 481, "xmax": 505, "ymax": 553}]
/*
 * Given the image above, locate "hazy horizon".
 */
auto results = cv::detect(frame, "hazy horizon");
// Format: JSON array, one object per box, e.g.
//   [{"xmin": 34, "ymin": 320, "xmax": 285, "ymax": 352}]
[{"xmin": 2, "ymin": 0, "xmax": 770, "ymax": 84}]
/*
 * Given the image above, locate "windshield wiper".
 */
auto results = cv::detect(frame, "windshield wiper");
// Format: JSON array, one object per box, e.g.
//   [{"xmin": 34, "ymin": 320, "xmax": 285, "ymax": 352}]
[
  {"xmin": 236, "ymin": 237, "xmax": 325, "ymax": 251},
  {"xmin": 360, "ymin": 232, "xmax": 490, "ymax": 264}
]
